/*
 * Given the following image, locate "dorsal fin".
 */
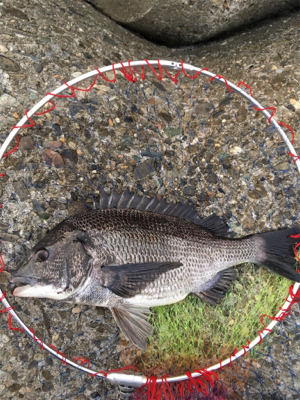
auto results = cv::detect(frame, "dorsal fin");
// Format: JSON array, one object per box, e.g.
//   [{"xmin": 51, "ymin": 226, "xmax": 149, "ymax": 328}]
[
  {"xmin": 198, "ymin": 214, "xmax": 229, "ymax": 237},
  {"xmin": 96, "ymin": 188, "xmax": 230, "ymax": 236}
]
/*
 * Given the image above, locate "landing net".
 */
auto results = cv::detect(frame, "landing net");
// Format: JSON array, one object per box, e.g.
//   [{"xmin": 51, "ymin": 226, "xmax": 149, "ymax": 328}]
[{"xmin": 0, "ymin": 60, "xmax": 300, "ymax": 399}]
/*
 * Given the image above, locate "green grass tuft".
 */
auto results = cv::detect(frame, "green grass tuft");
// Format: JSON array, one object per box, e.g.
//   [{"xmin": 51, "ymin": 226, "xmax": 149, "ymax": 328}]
[{"xmin": 125, "ymin": 265, "xmax": 291, "ymax": 376}]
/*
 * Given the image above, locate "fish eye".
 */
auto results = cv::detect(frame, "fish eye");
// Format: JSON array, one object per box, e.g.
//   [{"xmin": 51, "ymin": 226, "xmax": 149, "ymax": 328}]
[{"xmin": 35, "ymin": 249, "xmax": 49, "ymax": 262}]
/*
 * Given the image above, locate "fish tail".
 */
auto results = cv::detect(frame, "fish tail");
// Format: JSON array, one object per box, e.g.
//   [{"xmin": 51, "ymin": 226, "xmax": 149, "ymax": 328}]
[{"xmin": 255, "ymin": 226, "xmax": 300, "ymax": 282}]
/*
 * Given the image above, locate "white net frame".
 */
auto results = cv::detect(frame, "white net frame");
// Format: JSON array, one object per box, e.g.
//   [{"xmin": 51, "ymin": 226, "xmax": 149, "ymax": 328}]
[{"xmin": 0, "ymin": 59, "xmax": 299, "ymax": 390}]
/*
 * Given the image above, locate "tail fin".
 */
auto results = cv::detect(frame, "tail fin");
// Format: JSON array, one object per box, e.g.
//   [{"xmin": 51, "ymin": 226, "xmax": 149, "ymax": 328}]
[{"xmin": 257, "ymin": 226, "xmax": 300, "ymax": 282}]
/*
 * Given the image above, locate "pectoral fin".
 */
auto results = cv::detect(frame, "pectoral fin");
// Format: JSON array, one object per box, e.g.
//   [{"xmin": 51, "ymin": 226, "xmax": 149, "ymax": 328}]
[
  {"xmin": 110, "ymin": 305, "xmax": 152, "ymax": 349},
  {"xmin": 101, "ymin": 261, "xmax": 182, "ymax": 298}
]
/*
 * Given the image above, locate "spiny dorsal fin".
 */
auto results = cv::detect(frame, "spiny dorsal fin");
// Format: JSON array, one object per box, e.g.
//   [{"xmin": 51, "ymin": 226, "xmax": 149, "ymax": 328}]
[
  {"xmin": 194, "ymin": 268, "xmax": 237, "ymax": 305},
  {"xmin": 97, "ymin": 188, "xmax": 230, "ymax": 236},
  {"xmin": 198, "ymin": 214, "xmax": 229, "ymax": 237}
]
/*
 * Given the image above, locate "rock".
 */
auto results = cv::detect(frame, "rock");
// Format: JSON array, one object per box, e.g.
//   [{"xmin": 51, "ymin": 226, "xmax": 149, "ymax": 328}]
[
  {"xmin": 68, "ymin": 141, "xmax": 77, "ymax": 150},
  {"xmin": 140, "ymin": 150, "xmax": 162, "ymax": 158},
  {"xmin": 195, "ymin": 101, "xmax": 214, "ymax": 116},
  {"xmin": 41, "ymin": 370, "xmax": 53, "ymax": 381},
  {"xmin": 71, "ymin": 71, "xmax": 82, "ymax": 78},
  {"xmin": 134, "ymin": 158, "xmax": 156, "ymax": 179},
  {"xmin": 0, "ymin": 56, "xmax": 20, "ymax": 72},
  {"xmin": 236, "ymin": 105, "xmax": 247, "ymax": 123},
  {"xmin": 290, "ymin": 99, "xmax": 300, "ymax": 110},
  {"xmin": 84, "ymin": 129, "xmax": 91, "ymax": 139},
  {"xmin": 0, "ymin": 334, "xmax": 10, "ymax": 345},
  {"xmin": 11, "ymin": 371, "xmax": 18, "ymax": 381},
  {"xmin": 230, "ymin": 146, "xmax": 243, "ymax": 155},
  {"xmin": 286, "ymin": 104, "xmax": 296, "ymax": 112},
  {"xmin": 12, "ymin": 181, "xmax": 30, "ymax": 201},
  {"xmin": 95, "ymin": 84, "xmax": 110, "ymax": 93},
  {"xmin": 0, "ymin": 224, "xmax": 11, "ymax": 233},
  {"xmin": 14, "ymin": 244, "xmax": 25, "ymax": 256},
  {"xmin": 0, "ymin": 116, "xmax": 15, "ymax": 125},
  {"xmin": 52, "ymin": 153, "xmax": 65, "ymax": 168},
  {"xmin": 23, "ymin": 231, "xmax": 31, "ymax": 240},
  {"xmin": 44, "ymin": 140, "xmax": 62, "ymax": 148},
  {"xmin": 91, "ymin": 392, "xmax": 101, "ymax": 399},
  {"xmin": 41, "ymin": 148, "xmax": 53, "ymax": 165},
  {"xmin": 183, "ymin": 185, "xmax": 195, "ymax": 196},
  {"xmin": 34, "ymin": 63, "xmax": 43, "ymax": 73},
  {"xmin": 212, "ymin": 110, "xmax": 226, "ymax": 119},
  {"xmin": 88, "ymin": 0, "xmax": 299, "ymax": 46},
  {"xmin": 18, "ymin": 136, "xmax": 35, "ymax": 150},
  {"xmin": 76, "ymin": 395, "xmax": 88, "ymax": 400},
  {"xmin": 71, "ymin": 191, "xmax": 78, "ymax": 201},
  {"xmin": 10, "ymin": 348, "xmax": 18, "ymax": 357},
  {"xmin": 0, "ymin": 94, "xmax": 17, "ymax": 107},
  {"xmin": 61, "ymin": 149, "xmax": 78, "ymax": 164},
  {"xmin": 158, "ymin": 110, "xmax": 173, "ymax": 122},
  {"xmin": 42, "ymin": 382, "xmax": 54, "ymax": 392},
  {"xmin": 248, "ymin": 183, "xmax": 267, "ymax": 200},
  {"xmin": 3, "ymin": 6, "xmax": 29, "ymax": 20},
  {"xmin": 37, "ymin": 212, "xmax": 49, "ymax": 220},
  {"xmin": 0, "ymin": 271, "xmax": 11, "ymax": 285},
  {"xmin": 0, "ymin": 232, "xmax": 20, "ymax": 242},
  {"xmin": 221, "ymin": 158, "xmax": 232, "ymax": 170},
  {"xmin": 32, "ymin": 199, "xmax": 46, "ymax": 212},
  {"xmin": 164, "ymin": 127, "xmax": 181, "ymax": 138},
  {"xmin": 0, "ymin": 45, "xmax": 8, "ymax": 53},
  {"xmin": 208, "ymin": 172, "xmax": 218, "ymax": 184},
  {"xmin": 68, "ymin": 102, "xmax": 97, "ymax": 115},
  {"xmin": 28, "ymin": 361, "xmax": 38, "ymax": 370},
  {"xmin": 197, "ymin": 193, "xmax": 210, "ymax": 202},
  {"xmin": 8, "ymin": 383, "xmax": 21, "ymax": 393},
  {"xmin": 124, "ymin": 115, "xmax": 134, "ymax": 123},
  {"xmin": 41, "ymin": 149, "xmax": 64, "ymax": 168},
  {"xmin": 274, "ymin": 161, "xmax": 289, "ymax": 170}
]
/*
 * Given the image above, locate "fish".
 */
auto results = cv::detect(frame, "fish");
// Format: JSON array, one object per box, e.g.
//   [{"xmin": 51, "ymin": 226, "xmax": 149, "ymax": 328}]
[{"xmin": 10, "ymin": 188, "xmax": 300, "ymax": 349}]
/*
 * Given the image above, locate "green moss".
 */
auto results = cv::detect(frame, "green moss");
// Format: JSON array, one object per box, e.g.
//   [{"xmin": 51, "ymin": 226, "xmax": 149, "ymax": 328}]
[{"xmin": 132, "ymin": 265, "xmax": 291, "ymax": 375}]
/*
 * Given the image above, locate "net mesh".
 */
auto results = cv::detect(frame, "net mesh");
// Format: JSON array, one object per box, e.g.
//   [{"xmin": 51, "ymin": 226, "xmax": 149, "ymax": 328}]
[{"xmin": 0, "ymin": 61, "xmax": 300, "ymax": 399}]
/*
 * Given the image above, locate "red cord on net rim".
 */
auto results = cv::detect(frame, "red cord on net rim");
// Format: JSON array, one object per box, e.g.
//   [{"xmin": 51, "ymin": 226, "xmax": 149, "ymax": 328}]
[{"xmin": 0, "ymin": 59, "xmax": 300, "ymax": 393}]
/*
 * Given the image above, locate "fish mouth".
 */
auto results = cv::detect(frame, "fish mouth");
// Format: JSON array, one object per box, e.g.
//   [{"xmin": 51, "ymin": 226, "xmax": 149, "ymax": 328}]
[
  {"xmin": 10, "ymin": 274, "xmax": 72, "ymax": 300},
  {"xmin": 10, "ymin": 275, "xmax": 40, "ymax": 297},
  {"xmin": 10, "ymin": 276, "xmax": 39, "ymax": 285}
]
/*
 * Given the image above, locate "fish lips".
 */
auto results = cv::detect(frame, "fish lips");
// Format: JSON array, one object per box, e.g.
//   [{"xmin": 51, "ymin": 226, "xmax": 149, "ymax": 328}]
[
  {"xmin": 10, "ymin": 274, "xmax": 72, "ymax": 300},
  {"xmin": 10, "ymin": 274, "xmax": 41, "ymax": 298},
  {"xmin": 10, "ymin": 253, "xmax": 41, "ymax": 288},
  {"xmin": 10, "ymin": 275, "xmax": 39, "ymax": 286}
]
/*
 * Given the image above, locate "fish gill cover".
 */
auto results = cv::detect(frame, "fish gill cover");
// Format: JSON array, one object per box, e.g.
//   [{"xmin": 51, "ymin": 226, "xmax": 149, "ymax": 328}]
[{"xmin": 0, "ymin": 60, "xmax": 300, "ymax": 399}]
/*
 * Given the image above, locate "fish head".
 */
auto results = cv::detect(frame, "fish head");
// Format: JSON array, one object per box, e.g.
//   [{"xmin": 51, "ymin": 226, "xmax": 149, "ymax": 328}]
[{"xmin": 10, "ymin": 229, "xmax": 93, "ymax": 300}]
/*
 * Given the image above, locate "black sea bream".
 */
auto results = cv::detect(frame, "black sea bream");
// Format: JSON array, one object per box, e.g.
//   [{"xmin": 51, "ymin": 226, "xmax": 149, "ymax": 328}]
[{"xmin": 11, "ymin": 189, "xmax": 300, "ymax": 348}]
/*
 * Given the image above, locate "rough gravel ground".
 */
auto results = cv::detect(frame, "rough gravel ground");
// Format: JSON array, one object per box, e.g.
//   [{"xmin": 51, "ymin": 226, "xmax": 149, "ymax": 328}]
[{"xmin": 0, "ymin": 0, "xmax": 300, "ymax": 399}]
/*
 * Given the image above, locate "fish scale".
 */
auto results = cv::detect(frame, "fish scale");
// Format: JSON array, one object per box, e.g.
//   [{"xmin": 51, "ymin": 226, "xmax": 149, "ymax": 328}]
[{"xmin": 10, "ymin": 190, "xmax": 300, "ymax": 349}]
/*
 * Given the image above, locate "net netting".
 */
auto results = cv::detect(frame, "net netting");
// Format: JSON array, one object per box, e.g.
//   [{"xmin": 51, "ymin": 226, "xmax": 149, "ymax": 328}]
[{"xmin": 0, "ymin": 60, "xmax": 300, "ymax": 399}]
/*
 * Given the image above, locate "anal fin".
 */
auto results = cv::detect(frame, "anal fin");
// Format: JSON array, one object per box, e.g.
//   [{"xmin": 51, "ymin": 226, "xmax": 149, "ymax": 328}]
[
  {"xmin": 110, "ymin": 305, "xmax": 152, "ymax": 349},
  {"xmin": 194, "ymin": 268, "xmax": 237, "ymax": 306}
]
